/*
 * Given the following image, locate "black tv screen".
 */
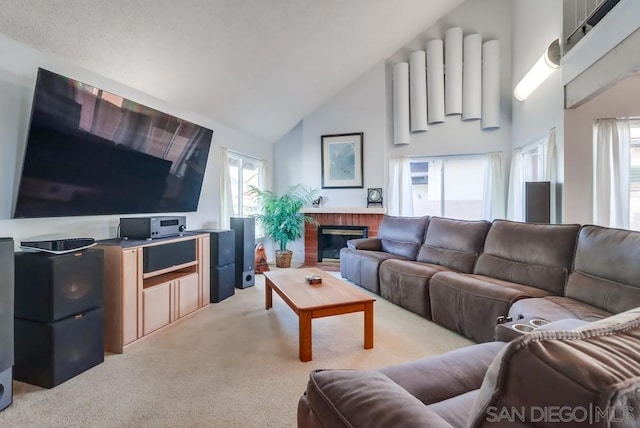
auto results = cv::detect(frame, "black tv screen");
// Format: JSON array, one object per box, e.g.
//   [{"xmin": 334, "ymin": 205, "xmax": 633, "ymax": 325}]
[{"xmin": 13, "ymin": 68, "xmax": 213, "ymax": 218}]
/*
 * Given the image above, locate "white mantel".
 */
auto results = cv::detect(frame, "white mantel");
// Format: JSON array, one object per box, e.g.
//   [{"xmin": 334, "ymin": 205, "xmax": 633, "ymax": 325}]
[{"xmin": 301, "ymin": 207, "xmax": 386, "ymax": 214}]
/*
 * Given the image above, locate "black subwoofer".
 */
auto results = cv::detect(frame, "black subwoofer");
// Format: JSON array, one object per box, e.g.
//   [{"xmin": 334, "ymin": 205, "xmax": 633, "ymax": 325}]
[
  {"xmin": 192, "ymin": 229, "xmax": 235, "ymax": 267},
  {"xmin": 230, "ymin": 217, "xmax": 255, "ymax": 288},
  {"xmin": 14, "ymin": 308, "xmax": 104, "ymax": 388},
  {"xmin": 211, "ymin": 263, "xmax": 235, "ymax": 303},
  {"xmin": 15, "ymin": 249, "xmax": 104, "ymax": 322},
  {"xmin": 0, "ymin": 238, "xmax": 14, "ymax": 411}
]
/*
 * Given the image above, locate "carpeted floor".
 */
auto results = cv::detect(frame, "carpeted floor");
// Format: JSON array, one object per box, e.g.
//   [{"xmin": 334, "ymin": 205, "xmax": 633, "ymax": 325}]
[{"xmin": 0, "ymin": 270, "xmax": 472, "ymax": 427}]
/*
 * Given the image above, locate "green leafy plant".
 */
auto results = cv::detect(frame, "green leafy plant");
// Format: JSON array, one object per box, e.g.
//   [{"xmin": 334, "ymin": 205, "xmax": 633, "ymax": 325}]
[{"xmin": 249, "ymin": 184, "xmax": 319, "ymax": 251}]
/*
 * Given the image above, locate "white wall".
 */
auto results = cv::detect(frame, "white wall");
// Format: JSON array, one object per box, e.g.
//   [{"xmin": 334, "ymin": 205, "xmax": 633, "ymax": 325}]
[
  {"xmin": 564, "ymin": 75, "xmax": 640, "ymax": 224},
  {"xmin": 511, "ymin": 0, "xmax": 565, "ymax": 220},
  {"xmin": 273, "ymin": 121, "xmax": 303, "ymax": 194},
  {"xmin": 0, "ymin": 34, "xmax": 272, "ymax": 249}
]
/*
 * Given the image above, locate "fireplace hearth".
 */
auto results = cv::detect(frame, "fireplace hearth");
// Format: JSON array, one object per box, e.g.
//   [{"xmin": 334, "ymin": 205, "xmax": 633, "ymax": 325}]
[{"xmin": 318, "ymin": 225, "xmax": 368, "ymax": 262}]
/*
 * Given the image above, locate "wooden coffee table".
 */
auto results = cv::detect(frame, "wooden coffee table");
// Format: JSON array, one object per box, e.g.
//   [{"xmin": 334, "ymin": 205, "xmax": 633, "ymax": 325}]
[{"xmin": 264, "ymin": 268, "xmax": 375, "ymax": 362}]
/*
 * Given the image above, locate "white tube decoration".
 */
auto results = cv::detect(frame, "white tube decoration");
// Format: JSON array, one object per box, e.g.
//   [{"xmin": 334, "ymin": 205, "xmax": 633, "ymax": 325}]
[
  {"xmin": 482, "ymin": 40, "xmax": 500, "ymax": 129},
  {"xmin": 393, "ymin": 62, "xmax": 410, "ymax": 145},
  {"xmin": 426, "ymin": 39, "xmax": 445, "ymax": 124},
  {"xmin": 445, "ymin": 27, "xmax": 463, "ymax": 115},
  {"xmin": 409, "ymin": 50, "xmax": 428, "ymax": 132},
  {"xmin": 462, "ymin": 33, "xmax": 482, "ymax": 120}
]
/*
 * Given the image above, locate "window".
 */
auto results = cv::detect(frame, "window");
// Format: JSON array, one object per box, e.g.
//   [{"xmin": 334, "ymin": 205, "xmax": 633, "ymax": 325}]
[
  {"xmin": 630, "ymin": 120, "xmax": 640, "ymax": 230},
  {"xmin": 228, "ymin": 151, "xmax": 264, "ymax": 236},
  {"xmin": 410, "ymin": 156, "xmax": 485, "ymax": 220},
  {"xmin": 522, "ymin": 142, "xmax": 547, "ymax": 182}
]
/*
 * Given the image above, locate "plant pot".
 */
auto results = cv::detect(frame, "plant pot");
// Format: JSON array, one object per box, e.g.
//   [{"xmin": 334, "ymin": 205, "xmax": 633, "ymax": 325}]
[{"xmin": 275, "ymin": 250, "xmax": 293, "ymax": 268}]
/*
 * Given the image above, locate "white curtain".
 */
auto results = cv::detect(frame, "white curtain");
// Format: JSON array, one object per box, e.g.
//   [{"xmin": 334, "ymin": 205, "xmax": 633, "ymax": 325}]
[
  {"xmin": 219, "ymin": 147, "xmax": 234, "ymax": 229},
  {"xmin": 544, "ymin": 127, "xmax": 557, "ymax": 223},
  {"xmin": 481, "ymin": 152, "xmax": 505, "ymax": 220},
  {"xmin": 388, "ymin": 156, "xmax": 414, "ymax": 216},
  {"xmin": 507, "ymin": 148, "xmax": 524, "ymax": 221},
  {"xmin": 593, "ymin": 118, "xmax": 631, "ymax": 228}
]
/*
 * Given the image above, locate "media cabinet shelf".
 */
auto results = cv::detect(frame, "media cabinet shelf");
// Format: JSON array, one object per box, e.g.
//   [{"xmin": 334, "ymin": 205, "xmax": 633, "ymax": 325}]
[{"xmin": 96, "ymin": 233, "xmax": 210, "ymax": 353}]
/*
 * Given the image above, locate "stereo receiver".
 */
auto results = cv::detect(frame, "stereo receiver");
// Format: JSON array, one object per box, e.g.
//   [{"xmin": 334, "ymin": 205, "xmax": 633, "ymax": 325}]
[{"xmin": 120, "ymin": 216, "xmax": 186, "ymax": 240}]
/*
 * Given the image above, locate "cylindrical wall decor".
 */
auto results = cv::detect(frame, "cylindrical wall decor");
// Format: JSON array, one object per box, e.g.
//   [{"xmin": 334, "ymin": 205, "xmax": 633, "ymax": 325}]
[
  {"xmin": 482, "ymin": 40, "xmax": 500, "ymax": 129},
  {"xmin": 393, "ymin": 62, "xmax": 410, "ymax": 145},
  {"xmin": 426, "ymin": 39, "xmax": 445, "ymax": 124},
  {"xmin": 409, "ymin": 50, "xmax": 428, "ymax": 132},
  {"xmin": 462, "ymin": 33, "xmax": 482, "ymax": 120},
  {"xmin": 445, "ymin": 27, "xmax": 463, "ymax": 115}
]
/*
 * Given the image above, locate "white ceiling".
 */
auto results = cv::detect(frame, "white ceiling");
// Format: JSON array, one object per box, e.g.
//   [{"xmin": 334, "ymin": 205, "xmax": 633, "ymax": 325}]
[{"xmin": 0, "ymin": 0, "xmax": 464, "ymax": 142}]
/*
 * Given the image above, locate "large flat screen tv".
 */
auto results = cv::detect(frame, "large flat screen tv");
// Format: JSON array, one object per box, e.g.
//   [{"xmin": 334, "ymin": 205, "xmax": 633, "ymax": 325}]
[{"xmin": 13, "ymin": 68, "xmax": 213, "ymax": 218}]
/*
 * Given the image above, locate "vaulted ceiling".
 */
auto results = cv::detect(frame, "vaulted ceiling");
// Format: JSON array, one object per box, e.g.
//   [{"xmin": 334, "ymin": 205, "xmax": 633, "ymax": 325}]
[{"xmin": 0, "ymin": 0, "xmax": 464, "ymax": 142}]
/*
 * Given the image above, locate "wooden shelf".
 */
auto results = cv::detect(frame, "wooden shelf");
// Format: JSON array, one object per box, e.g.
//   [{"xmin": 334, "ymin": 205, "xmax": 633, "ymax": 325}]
[
  {"xmin": 142, "ymin": 261, "xmax": 198, "ymax": 280},
  {"xmin": 97, "ymin": 233, "xmax": 210, "ymax": 353}
]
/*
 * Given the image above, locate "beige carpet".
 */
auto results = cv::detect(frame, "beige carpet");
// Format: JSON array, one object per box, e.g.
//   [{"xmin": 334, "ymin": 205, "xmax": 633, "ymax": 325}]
[{"xmin": 0, "ymin": 271, "xmax": 472, "ymax": 427}]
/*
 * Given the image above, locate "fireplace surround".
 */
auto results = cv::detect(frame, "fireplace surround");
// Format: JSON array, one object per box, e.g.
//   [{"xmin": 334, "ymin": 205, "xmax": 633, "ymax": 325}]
[{"xmin": 317, "ymin": 226, "xmax": 368, "ymax": 262}]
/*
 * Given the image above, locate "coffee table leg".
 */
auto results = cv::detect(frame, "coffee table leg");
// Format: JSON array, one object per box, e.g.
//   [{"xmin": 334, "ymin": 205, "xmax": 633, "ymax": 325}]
[
  {"xmin": 299, "ymin": 311, "xmax": 312, "ymax": 362},
  {"xmin": 364, "ymin": 302, "xmax": 374, "ymax": 349},
  {"xmin": 265, "ymin": 278, "xmax": 273, "ymax": 310}
]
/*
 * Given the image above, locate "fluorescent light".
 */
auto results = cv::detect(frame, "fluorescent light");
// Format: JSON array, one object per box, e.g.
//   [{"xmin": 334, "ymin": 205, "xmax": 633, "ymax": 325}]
[{"xmin": 514, "ymin": 39, "xmax": 561, "ymax": 102}]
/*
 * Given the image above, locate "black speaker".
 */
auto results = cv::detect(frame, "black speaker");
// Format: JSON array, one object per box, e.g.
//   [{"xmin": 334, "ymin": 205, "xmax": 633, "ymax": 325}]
[
  {"xmin": 525, "ymin": 181, "xmax": 551, "ymax": 224},
  {"xmin": 230, "ymin": 217, "xmax": 255, "ymax": 288},
  {"xmin": 192, "ymin": 229, "xmax": 235, "ymax": 267},
  {"xmin": 211, "ymin": 263, "xmax": 235, "ymax": 303},
  {"xmin": 15, "ymin": 249, "xmax": 104, "ymax": 323},
  {"xmin": 142, "ymin": 239, "xmax": 196, "ymax": 273},
  {"xmin": 14, "ymin": 307, "xmax": 104, "ymax": 388},
  {"xmin": 0, "ymin": 238, "xmax": 14, "ymax": 411}
]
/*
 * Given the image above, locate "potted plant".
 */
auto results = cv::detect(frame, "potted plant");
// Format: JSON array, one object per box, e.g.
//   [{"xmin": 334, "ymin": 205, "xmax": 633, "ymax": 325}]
[{"xmin": 249, "ymin": 184, "xmax": 319, "ymax": 268}]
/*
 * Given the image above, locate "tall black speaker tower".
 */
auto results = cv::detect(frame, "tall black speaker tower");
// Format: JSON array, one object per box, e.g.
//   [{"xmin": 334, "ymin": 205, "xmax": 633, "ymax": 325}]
[
  {"xmin": 230, "ymin": 217, "xmax": 255, "ymax": 288},
  {"xmin": 0, "ymin": 238, "xmax": 14, "ymax": 411},
  {"xmin": 525, "ymin": 181, "xmax": 551, "ymax": 224}
]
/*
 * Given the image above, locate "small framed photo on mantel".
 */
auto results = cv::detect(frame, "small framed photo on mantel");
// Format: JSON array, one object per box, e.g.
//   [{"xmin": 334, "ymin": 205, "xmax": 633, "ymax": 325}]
[{"xmin": 321, "ymin": 132, "xmax": 364, "ymax": 189}]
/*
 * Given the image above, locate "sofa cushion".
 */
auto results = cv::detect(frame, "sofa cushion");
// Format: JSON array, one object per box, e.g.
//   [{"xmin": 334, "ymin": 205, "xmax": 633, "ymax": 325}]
[
  {"xmin": 378, "ymin": 259, "xmax": 452, "ymax": 319},
  {"xmin": 508, "ymin": 296, "xmax": 611, "ymax": 322},
  {"xmin": 378, "ymin": 215, "xmax": 430, "ymax": 260},
  {"xmin": 298, "ymin": 369, "xmax": 452, "ymax": 428},
  {"xmin": 566, "ymin": 225, "xmax": 640, "ymax": 313},
  {"xmin": 469, "ymin": 308, "xmax": 640, "ymax": 428},
  {"xmin": 417, "ymin": 217, "xmax": 491, "ymax": 273},
  {"xmin": 430, "ymin": 272, "xmax": 553, "ymax": 343},
  {"xmin": 379, "ymin": 341, "xmax": 505, "ymax": 405},
  {"xmin": 339, "ymin": 247, "xmax": 409, "ymax": 294},
  {"xmin": 474, "ymin": 220, "xmax": 580, "ymax": 295}
]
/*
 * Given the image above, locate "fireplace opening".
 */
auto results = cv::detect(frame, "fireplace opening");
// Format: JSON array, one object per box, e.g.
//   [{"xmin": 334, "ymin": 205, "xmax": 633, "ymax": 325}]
[{"xmin": 318, "ymin": 225, "xmax": 368, "ymax": 262}]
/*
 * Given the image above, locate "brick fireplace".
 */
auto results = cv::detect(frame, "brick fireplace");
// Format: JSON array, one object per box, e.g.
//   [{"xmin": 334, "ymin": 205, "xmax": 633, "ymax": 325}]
[{"xmin": 303, "ymin": 209, "xmax": 385, "ymax": 265}]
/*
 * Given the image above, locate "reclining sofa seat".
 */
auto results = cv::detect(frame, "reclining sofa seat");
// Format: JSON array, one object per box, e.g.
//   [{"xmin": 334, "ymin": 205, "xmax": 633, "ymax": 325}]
[
  {"xmin": 297, "ymin": 307, "xmax": 640, "ymax": 428},
  {"xmin": 510, "ymin": 224, "xmax": 640, "ymax": 322},
  {"xmin": 339, "ymin": 215, "xmax": 429, "ymax": 294},
  {"xmin": 378, "ymin": 217, "xmax": 491, "ymax": 319},
  {"xmin": 429, "ymin": 219, "xmax": 581, "ymax": 343}
]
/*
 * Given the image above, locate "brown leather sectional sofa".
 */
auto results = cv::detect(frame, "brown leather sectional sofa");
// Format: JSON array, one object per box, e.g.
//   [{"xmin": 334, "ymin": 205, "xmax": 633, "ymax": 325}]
[
  {"xmin": 340, "ymin": 215, "xmax": 640, "ymax": 342},
  {"xmin": 297, "ymin": 216, "xmax": 640, "ymax": 427},
  {"xmin": 298, "ymin": 307, "xmax": 640, "ymax": 427}
]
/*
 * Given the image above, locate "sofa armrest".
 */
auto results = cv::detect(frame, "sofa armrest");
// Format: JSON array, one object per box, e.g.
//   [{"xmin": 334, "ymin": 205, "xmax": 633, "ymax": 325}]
[
  {"xmin": 347, "ymin": 238, "xmax": 382, "ymax": 251},
  {"xmin": 298, "ymin": 369, "xmax": 452, "ymax": 428},
  {"xmin": 379, "ymin": 342, "xmax": 505, "ymax": 405}
]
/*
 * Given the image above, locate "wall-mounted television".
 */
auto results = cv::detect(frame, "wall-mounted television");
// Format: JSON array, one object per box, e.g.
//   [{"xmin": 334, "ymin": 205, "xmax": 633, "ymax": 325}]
[{"xmin": 12, "ymin": 68, "xmax": 213, "ymax": 218}]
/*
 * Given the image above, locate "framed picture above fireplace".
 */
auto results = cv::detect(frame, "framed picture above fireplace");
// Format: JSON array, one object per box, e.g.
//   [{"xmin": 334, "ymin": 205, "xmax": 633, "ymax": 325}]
[{"xmin": 321, "ymin": 132, "xmax": 363, "ymax": 189}]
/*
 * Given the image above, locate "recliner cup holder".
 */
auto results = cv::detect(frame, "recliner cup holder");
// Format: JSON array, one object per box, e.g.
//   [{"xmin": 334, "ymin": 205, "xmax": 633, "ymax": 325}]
[
  {"xmin": 512, "ymin": 323, "xmax": 536, "ymax": 333},
  {"xmin": 529, "ymin": 318, "xmax": 549, "ymax": 327}
]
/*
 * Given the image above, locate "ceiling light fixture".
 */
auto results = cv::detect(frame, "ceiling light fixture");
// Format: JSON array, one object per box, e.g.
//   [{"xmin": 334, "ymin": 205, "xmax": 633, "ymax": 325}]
[{"xmin": 513, "ymin": 39, "xmax": 561, "ymax": 102}]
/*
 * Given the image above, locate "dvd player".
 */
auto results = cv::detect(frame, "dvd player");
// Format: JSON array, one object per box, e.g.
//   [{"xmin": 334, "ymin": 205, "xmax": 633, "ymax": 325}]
[{"xmin": 20, "ymin": 238, "xmax": 96, "ymax": 254}]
